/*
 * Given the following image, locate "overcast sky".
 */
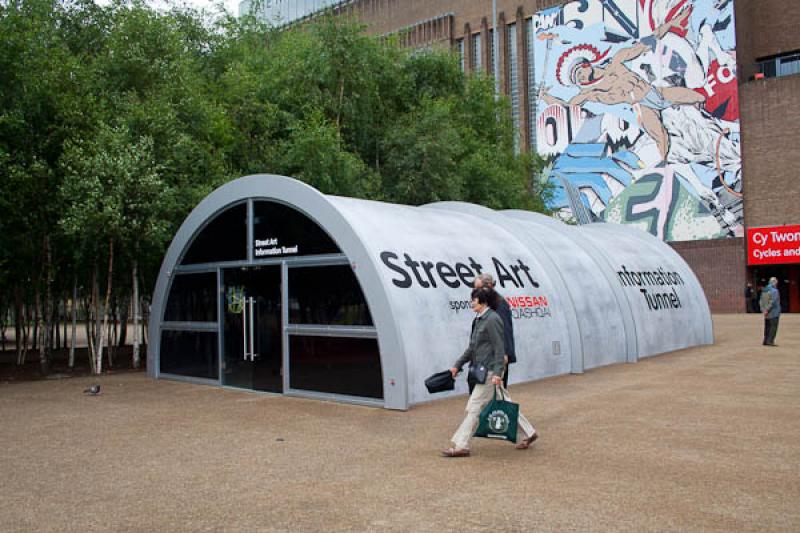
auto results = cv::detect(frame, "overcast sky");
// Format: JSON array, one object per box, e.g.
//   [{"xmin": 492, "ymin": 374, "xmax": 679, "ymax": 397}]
[
  {"xmin": 96, "ymin": 0, "xmax": 243, "ymax": 18},
  {"xmin": 174, "ymin": 0, "xmax": 241, "ymax": 16}
]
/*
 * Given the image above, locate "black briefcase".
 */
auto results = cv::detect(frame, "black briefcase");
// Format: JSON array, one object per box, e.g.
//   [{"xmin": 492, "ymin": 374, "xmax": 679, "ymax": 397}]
[{"xmin": 425, "ymin": 370, "xmax": 455, "ymax": 394}]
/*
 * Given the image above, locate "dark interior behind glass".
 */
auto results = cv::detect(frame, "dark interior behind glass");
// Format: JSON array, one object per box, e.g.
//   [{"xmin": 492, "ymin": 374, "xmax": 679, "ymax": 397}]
[
  {"xmin": 160, "ymin": 330, "xmax": 218, "ymax": 380},
  {"xmin": 164, "ymin": 272, "xmax": 217, "ymax": 322},
  {"xmin": 289, "ymin": 336, "xmax": 382, "ymax": 398},
  {"xmin": 222, "ymin": 266, "xmax": 283, "ymax": 392},
  {"xmin": 181, "ymin": 203, "xmax": 247, "ymax": 265},
  {"xmin": 253, "ymin": 201, "xmax": 340, "ymax": 257},
  {"xmin": 289, "ymin": 265, "xmax": 373, "ymax": 326}
]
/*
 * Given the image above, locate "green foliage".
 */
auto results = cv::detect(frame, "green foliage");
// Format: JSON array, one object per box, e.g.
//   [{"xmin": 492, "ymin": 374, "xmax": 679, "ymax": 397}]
[
  {"xmin": 0, "ymin": 0, "xmax": 550, "ymax": 350},
  {"xmin": 380, "ymin": 96, "xmax": 466, "ymax": 204},
  {"xmin": 275, "ymin": 109, "xmax": 379, "ymax": 197},
  {"xmin": 59, "ymin": 123, "xmax": 169, "ymax": 248},
  {"xmin": 211, "ymin": 13, "xmax": 546, "ymax": 208}
]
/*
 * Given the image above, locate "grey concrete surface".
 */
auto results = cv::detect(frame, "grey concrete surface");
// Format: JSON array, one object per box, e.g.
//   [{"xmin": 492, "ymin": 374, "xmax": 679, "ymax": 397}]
[{"xmin": 1, "ymin": 314, "xmax": 798, "ymax": 532}]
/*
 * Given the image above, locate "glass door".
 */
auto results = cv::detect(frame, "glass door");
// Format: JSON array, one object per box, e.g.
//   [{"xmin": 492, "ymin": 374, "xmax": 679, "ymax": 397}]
[{"xmin": 222, "ymin": 266, "xmax": 283, "ymax": 392}]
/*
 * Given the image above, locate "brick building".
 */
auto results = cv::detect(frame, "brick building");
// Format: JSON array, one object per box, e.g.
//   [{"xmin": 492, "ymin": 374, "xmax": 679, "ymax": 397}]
[{"xmin": 244, "ymin": 0, "xmax": 800, "ymax": 313}]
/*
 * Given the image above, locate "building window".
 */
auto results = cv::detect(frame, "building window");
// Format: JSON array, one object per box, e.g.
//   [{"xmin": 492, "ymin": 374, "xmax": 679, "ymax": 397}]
[
  {"xmin": 289, "ymin": 336, "xmax": 383, "ymax": 398},
  {"xmin": 253, "ymin": 200, "xmax": 340, "ymax": 258},
  {"xmin": 472, "ymin": 33, "xmax": 482, "ymax": 72},
  {"xmin": 160, "ymin": 330, "xmax": 218, "ymax": 379},
  {"xmin": 164, "ymin": 272, "xmax": 218, "ymax": 323},
  {"xmin": 456, "ymin": 38, "xmax": 465, "ymax": 72},
  {"xmin": 488, "ymin": 29, "xmax": 495, "ymax": 78},
  {"xmin": 181, "ymin": 203, "xmax": 247, "ymax": 265},
  {"xmin": 526, "ymin": 17, "xmax": 537, "ymax": 153},
  {"xmin": 758, "ymin": 51, "xmax": 800, "ymax": 78},
  {"xmin": 288, "ymin": 265, "xmax": 373, "ymax": 326},
  {"xmin": 507, "ymin": 22, "xmax": 520, "ymax": 153}
]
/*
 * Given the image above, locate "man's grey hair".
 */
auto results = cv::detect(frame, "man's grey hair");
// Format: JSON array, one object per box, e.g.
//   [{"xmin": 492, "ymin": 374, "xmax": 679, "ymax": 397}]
[{"xmin": 476, "ymin": 273, "xmax": 495, "ymax": 287}]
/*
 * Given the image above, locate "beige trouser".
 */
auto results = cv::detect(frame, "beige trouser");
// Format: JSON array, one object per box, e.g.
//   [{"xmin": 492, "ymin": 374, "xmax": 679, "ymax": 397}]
[{"xmin": 451, "ymin": 373, "xmax": 536, "ymax": 450}]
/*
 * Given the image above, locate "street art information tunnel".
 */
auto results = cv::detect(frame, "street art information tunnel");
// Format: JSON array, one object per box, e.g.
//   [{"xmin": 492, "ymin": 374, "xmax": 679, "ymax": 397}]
[{"xmin": 149, "ymin": 174, "xmax": 713, "ymax": 410}]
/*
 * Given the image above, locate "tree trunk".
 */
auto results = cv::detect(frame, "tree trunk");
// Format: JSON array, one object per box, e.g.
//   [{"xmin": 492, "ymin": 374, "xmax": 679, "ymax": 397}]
[
  {"xmin": 107, "ymin": 320, "xmax": 114, "ymax": 369},
  {"xmin": 1, "ymin": 304, "xmax": 7, "ymax": 352},
  {"xmin": 96, "ymin": 238, "xmax": 114, "ymax": 375},
  {"xmin": 58, "ymin": 299, "xmax": 64, "ymax": 350},
  {"xmin": 20, "ymin": 303, "xmax": 31, "ymax": 365},
  {"xmin": 142, "ymin": 298, "xmax": 148, "ymax": 346},
  {"xmin": 118, "ymin": 295, "xmax": 129, "ymax": 348},
  {"xmin": 32, "ymin": 288, "xmax": 39, "ymax": 353},
  {"xmin": 108, "ymin": 295, "xmax": 116, "ymax": 369},
  {"xmin": 62, "ymin": 300, "xmax": 67, "ymax": 350},
  {"xmin": 94, "ymin": 266, "xmax": 103, "ymax": 374},
  {"xmin": 132, "ymin": 253, "xmax": 141, "ymax": 369},
  {"xmin": 40, "ymin": 234, "xmax": 52, "ymax": 375},
  {"xmin": 84, "ymin": 299, "xmax": 94, "ymax": 371},
  {"xmin": 107, "ymin": 295, "xmax": 116, "ymax": 369},
  {"xmin": 14, "ymin": 289, "xmax": 22, "ymax": 363},
  {"xmin": 69, "ymin": 278, "xmax": 77, "ymax": 368},
  {"xmin": 64, "ymin": 304, "xmax": 67, "ymax": 350},
  {"xmin": 54, "ymin": 301, "xmax": 60, "ymax": 351},
  {"xmin": 89, "ymin": 267, "xmax": 99, "ymax": 374}
]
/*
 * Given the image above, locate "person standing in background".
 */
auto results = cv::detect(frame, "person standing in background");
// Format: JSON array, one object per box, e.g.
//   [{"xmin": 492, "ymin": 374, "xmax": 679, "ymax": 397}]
[
  {"xmin": 745, "ymin": 283, "xmax": 755, "ymax": 313},
  {"xmin": 760, "ymin": 277, "xmax": 781, "ymax": 346}
]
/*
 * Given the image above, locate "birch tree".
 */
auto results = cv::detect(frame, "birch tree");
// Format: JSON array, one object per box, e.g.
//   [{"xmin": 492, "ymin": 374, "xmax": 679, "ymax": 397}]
[{"xmin": 60, "ymin": 124, "xmax": 162, "ymax": 374}]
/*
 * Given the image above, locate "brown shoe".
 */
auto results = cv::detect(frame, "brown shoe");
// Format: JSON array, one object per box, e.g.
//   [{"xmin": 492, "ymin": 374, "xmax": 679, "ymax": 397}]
[
  {"xmin": 441, "ymin": 447, "xmax": 470, "ymax": 457},
  {"xmin": 515, "ymin": 432, "xmax": 538, "ymax": 450}
]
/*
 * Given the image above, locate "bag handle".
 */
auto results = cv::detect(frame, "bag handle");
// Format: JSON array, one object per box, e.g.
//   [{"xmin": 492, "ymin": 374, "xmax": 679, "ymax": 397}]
[{"xmin": 494, "ymin": 384, "xmax": 507, "ymax": 401}]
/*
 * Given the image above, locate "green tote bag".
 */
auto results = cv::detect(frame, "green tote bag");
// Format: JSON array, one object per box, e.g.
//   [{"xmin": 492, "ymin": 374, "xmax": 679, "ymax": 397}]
[{"xmin": 474, "ymin": 386, "xmax": 519, "ymax": 443}]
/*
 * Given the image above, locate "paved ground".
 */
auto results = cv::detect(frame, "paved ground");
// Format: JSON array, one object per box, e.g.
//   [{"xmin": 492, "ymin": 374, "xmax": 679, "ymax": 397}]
[{"xmin": 1, "ymin": 314, "xmax": 798, "ymax": 532}]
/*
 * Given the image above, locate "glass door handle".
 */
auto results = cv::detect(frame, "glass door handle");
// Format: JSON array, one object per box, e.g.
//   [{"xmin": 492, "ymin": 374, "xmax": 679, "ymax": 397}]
[
  {"xmin": 242, "ymin": 297, "xmax": 257, "ymax": 361},
  {"xmin": 242, "ymin": 296, "xmax": 249, "ymax": 361},
  {"xmin": 248, "ymin": 297, "xmax": 256, "ymax": 361}
]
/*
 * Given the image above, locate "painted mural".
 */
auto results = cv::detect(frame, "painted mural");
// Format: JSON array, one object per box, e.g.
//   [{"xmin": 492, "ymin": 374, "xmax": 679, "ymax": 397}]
[{"xmin": 532, "ymin": 0, "xmax": 742, "ymax": 240}]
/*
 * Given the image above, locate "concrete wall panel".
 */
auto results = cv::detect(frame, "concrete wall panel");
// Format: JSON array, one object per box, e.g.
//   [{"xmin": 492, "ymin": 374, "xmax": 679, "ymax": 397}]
[
  {"xmin": 580, "ymin": 223, "xmax": 714, "ymax": 357},
  {"xmin": 502, "ymin": 210, "xmax": 630, "ymax": 370}
]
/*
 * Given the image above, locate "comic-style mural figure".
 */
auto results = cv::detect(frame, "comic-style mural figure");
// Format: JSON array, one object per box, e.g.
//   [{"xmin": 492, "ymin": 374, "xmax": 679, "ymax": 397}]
[{"xmin": 534, "ymin": 0, "xmax": 742, "ymax": 240}]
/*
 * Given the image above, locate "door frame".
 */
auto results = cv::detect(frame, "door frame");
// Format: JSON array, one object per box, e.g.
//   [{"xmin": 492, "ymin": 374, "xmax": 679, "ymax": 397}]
[
  {"xmin": 219, "ymin": 264, "xmax": 283, "ymax": 392},
  {"xmin": 280, "ymin": 259, "xmax": 382, "ymax": 406},
  {"xmin": 161, "ymin": 253, "xmax": 382, "ymax": 406}
]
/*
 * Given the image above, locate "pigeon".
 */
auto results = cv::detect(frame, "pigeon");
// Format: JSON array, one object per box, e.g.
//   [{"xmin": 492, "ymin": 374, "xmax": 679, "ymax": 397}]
[{"xmin": 83, "ymin": 384, "xmax": 101, "ymax": 395}]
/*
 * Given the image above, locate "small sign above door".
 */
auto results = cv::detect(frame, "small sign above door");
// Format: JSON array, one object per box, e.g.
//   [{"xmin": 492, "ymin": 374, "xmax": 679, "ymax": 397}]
[{"xmin": 255, "ymin": 237, "xmax": 299, "ymax": 257}]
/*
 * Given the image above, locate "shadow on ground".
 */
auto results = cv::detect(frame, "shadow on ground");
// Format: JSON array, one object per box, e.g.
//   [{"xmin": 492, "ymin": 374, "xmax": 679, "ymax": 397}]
[{"xmin": 0, "ymin": 345, "xmax": 147, "ymax": 383}]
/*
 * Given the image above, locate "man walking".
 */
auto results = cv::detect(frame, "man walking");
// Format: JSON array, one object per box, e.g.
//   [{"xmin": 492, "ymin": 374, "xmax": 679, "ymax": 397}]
[{"xmin": 760, "ymin": 277, "xmax": 781, "ymax": 346}]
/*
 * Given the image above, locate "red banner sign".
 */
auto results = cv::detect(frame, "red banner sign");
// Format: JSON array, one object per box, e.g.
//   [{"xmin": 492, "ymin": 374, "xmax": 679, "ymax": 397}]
[{"xmin": 747, "ymin": 224, "xmax": 800, "ymax": 265}]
